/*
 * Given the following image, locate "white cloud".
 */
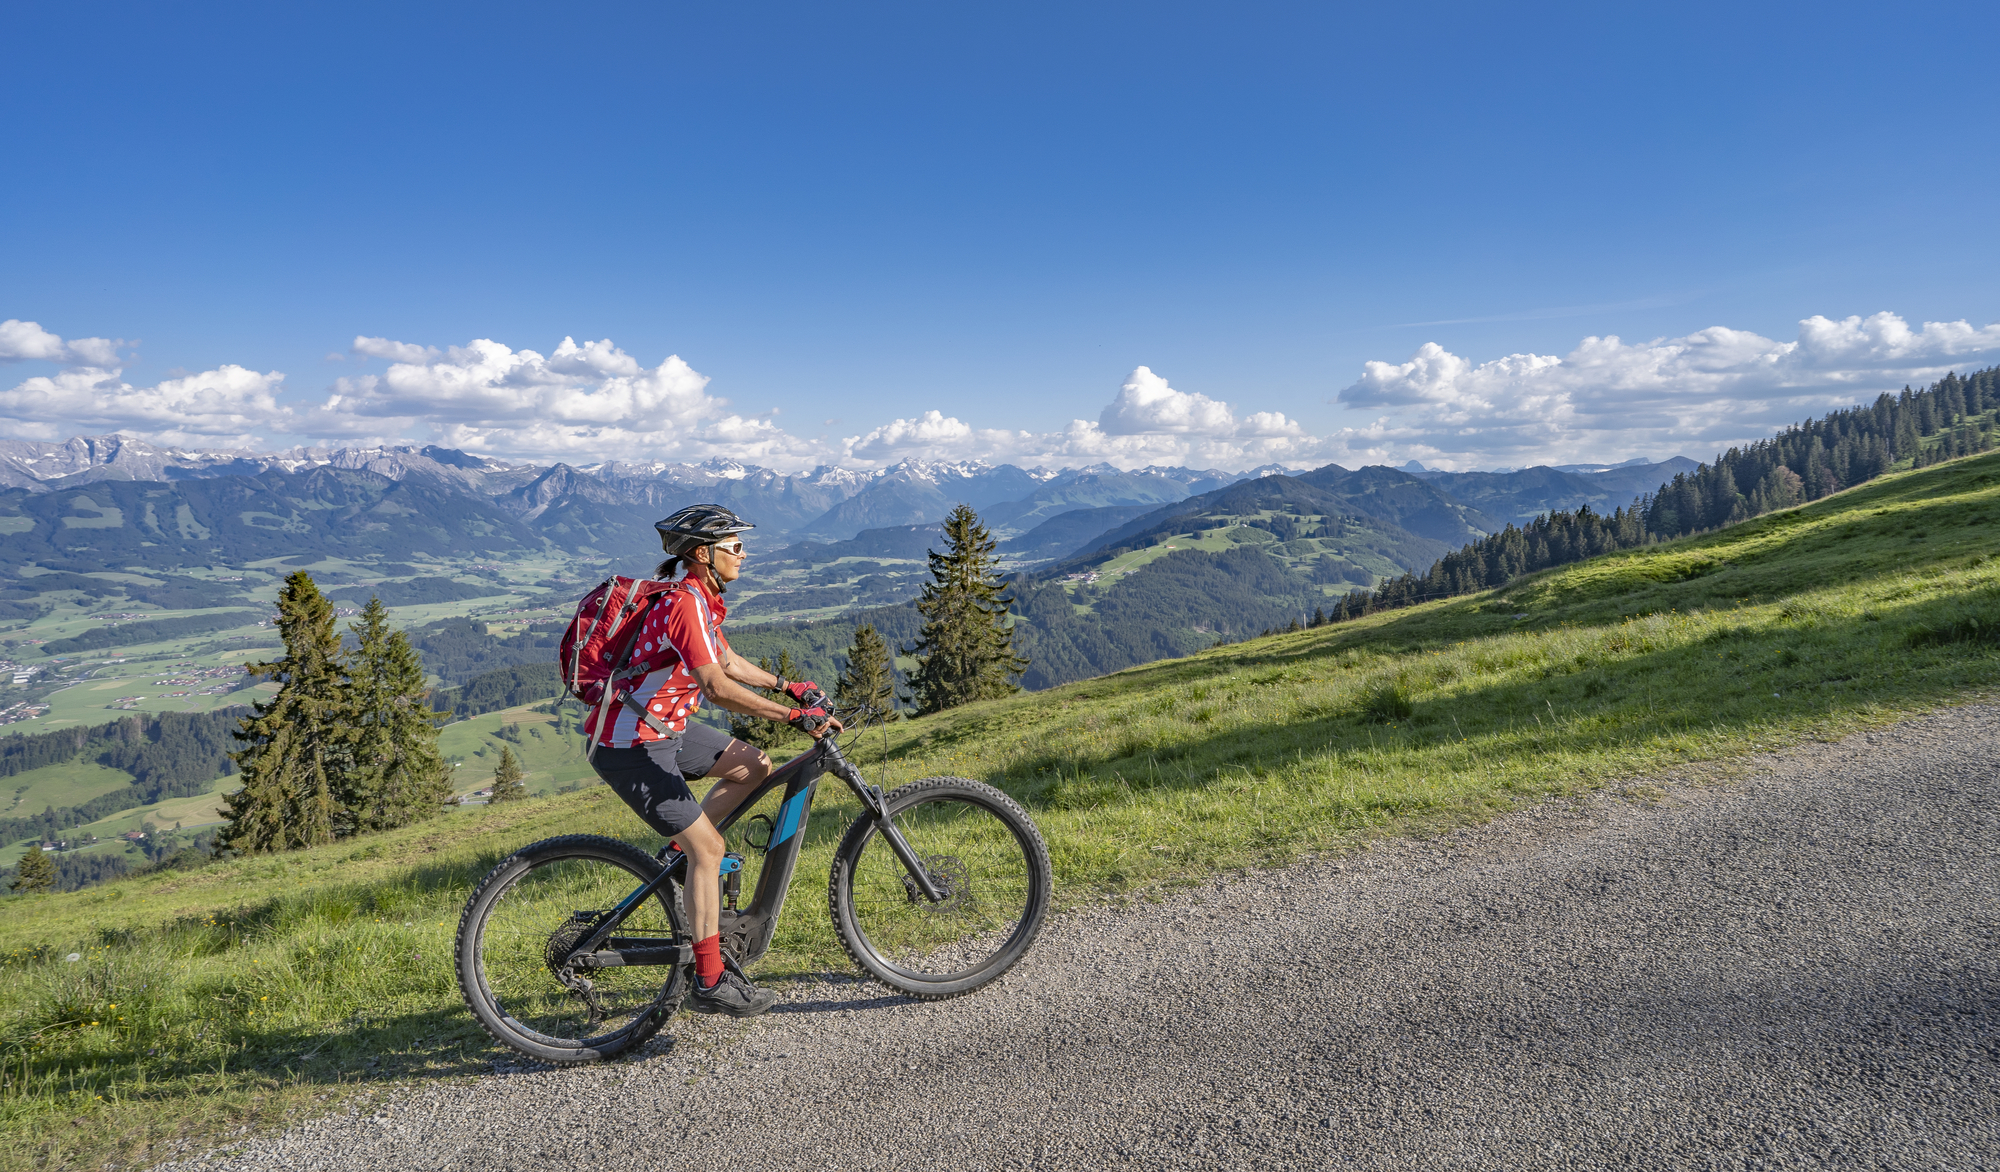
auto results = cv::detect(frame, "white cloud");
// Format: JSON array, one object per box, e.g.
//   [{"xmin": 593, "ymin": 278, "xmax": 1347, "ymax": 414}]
[
  {"xmin": 0, "ymin": 363, "xmax": 287, "ymax": 447},
  {"xmin": 843, "ymin": 410, "xmax": 1033, "ymax": 464},
  {"xmin": 0, "ymin": 319, "xmax": 123, "ymax": 367},
  {"xmin": 311, "ymin": 335, "xmax": 823, "ymax": 464},
  {"xmin": 1099, "ymin": 366, "xmax": 1236, "ymax": 434},
  {"xmin": 1336, "ymin": 312, "xmax": 2000, "ymax": 469},
  {"xmin": 350, "ymin": 336, "xmax": 441, "ymax": 364},
  {"xmin": 7, "ymin": 311, "xmax": 1991, "ymax": 476},
  {"xmin": 838, "ymin": 368, "xmax": 1317, "ymax": 471}
]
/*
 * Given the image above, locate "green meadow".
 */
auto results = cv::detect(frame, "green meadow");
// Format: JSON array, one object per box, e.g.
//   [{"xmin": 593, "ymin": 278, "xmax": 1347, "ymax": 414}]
[{"xmin": 0, "ymin": 450, "xmax": 1995, "ymax": 1170}]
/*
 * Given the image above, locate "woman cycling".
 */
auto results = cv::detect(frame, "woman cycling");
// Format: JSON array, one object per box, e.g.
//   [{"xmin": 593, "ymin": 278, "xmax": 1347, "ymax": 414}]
[{"xmin": 584, "ymin": 503, "xmax": 841, "ymax": 1017}]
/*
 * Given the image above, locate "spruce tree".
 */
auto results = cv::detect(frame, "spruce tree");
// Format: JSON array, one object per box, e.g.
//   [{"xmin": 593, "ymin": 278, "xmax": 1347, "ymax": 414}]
[
  {"xmin": 835, "ymin": 623, "xmax": 899, "ymax": 717},
  {"xmin": 11, "ymin": 845, "xmax": 55, "ymax": 893},
  {"xmin": 345, "ymin": 597, "xmax": 452, "ymax": 832},
  {"xmin": 217, "ymin": 572, "xmax": 352, "ymax": 854},
  {"xmin": 488, "ymin": 746, "xmax": 527, "ymax": 803},
  {"xmin": 907, "ymin": 505, "xmax": 1027, "ymax": 715}
]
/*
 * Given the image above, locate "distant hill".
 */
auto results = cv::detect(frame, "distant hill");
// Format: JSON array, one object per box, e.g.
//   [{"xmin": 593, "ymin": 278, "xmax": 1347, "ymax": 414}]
[
  {"xmin": 0, "ymin": 467, "xmax": 544, "ymax": 570},
  {"xmin": 998, "ymin": 505, "xmax": 1160, "ymax": 560},
  {"xmin": 1078, "ymin": 464, "xmax": 1498, "ymax": 570},
  {"xmin": 983, "ymin": 465, "xmax": 1239, "ymax": 533},
  {"xmin": 765, "ymin": 523, "xmax": 945, "ymax": 566},
  {"xmin": 1415, "ymin": 457, "xmax": 1700, "ymax": 525}
]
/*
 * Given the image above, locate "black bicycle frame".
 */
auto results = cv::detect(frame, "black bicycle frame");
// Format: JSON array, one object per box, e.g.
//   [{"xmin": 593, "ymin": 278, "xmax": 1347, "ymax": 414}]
[{"xmin": 561, "ymin": 734, "xmax": 941, "ymax": 971}]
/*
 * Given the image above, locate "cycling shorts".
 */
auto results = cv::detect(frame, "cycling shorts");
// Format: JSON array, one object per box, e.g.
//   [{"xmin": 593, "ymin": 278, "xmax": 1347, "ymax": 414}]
[{"xmin": 589, "ymin": 721, "xmax": 736, "ymax": 837}]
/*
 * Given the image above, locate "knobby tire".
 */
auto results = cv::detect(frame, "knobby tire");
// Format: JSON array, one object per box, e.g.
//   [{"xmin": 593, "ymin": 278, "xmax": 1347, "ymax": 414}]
[
  {"xmin": 456, "ymin": 834, "xmax": 689, "ymax": 1064},
  {"xmin": 828, "ymin": 777, "xmax": 1052, "ymax": 999}
]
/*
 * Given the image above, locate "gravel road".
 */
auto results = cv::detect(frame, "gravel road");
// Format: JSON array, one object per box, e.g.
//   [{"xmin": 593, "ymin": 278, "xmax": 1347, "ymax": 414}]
[{"xmin": 163, "ymin": 705, "xmax": 2000, "ymax": 1170}]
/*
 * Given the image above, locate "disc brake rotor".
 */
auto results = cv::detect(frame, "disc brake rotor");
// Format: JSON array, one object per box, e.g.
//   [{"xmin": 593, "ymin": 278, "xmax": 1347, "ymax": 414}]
[{"xmin": 902, "ymin": 854, "xmax": 972, "ymax": 912}]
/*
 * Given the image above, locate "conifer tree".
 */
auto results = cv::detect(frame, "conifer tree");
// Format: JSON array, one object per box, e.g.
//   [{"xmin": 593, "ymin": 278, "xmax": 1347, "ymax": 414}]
[
  {"xmin": 907, "ymin": 505, "xmax": 1027, "ymax": 715},
  {"xmin": 10, "ymin": 845, "xmax": 55, "ymax": 893},
  {"xmin": 835, "ymin": 623, "xmax": 899, "ymax": 717},
  {"xmin": 345, "ymin": 597, "xmax": 452, "ymax": 832},
  {"xmin": 217, "ymin": 572, "xmax": 352, "ymax": 854},
  {"xmin": 488, "ymin": 746, "xmax": 527, "ymax": 803}
]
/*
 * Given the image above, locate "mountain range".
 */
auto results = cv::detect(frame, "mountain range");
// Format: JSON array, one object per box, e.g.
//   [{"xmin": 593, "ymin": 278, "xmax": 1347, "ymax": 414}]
[{"xmin": 0, "ymin": 434, "xmax": 1698, "ymax": 590}]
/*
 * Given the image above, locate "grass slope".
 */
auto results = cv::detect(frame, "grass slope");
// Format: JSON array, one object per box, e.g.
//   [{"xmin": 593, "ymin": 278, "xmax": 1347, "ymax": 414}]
[
  {"xmin": 438, "ymin": 703, "xmax": 598, "ymax": 798},
  {"xmin": 1, "ymin": 452, "xmax": 1996, "ymax": 1170}
]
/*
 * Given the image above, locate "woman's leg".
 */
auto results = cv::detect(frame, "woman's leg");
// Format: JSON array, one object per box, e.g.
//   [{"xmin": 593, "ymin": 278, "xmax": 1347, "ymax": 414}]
[
  {"xmin": 675, "ymin": 813, "xmax": 726, "ymax": 942},
  {"xmin": 698, "ymin": 738, "xmax": 773, "ymax": 824}
]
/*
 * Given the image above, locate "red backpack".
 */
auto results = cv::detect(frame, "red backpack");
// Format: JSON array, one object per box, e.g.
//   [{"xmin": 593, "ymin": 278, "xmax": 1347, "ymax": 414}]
[{"xmin": 558, "ymin": 575, "xmax": 683, "ymax": 758}]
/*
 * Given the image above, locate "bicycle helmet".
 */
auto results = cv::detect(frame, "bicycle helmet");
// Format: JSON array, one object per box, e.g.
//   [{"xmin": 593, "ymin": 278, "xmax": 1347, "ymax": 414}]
[{"xmin": 654, "ymin": 503, "xmax": 755, "ymax": 558}]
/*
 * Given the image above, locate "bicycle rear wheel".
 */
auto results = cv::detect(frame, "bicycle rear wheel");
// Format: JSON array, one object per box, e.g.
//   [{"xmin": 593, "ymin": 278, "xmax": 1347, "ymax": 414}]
[
  {"xmin": 456, "ymin": 834, "xmax": 689, "ymax": 1063},
  {"xmin": 829, "ymin": 777, "xmax": 1052, "ymax": 999}
]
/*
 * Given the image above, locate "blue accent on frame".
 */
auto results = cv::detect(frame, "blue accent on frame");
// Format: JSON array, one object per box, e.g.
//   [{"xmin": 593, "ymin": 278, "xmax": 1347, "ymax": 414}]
[{"xmin": 772, "ymin": 788, "xmax": 810, "ymax": 846}]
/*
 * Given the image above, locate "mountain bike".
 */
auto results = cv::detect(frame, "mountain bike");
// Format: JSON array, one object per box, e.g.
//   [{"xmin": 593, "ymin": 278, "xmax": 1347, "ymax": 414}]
[{"xmin": 454, "ymin": 718, "xmax": 1053, "ymax": 1063}]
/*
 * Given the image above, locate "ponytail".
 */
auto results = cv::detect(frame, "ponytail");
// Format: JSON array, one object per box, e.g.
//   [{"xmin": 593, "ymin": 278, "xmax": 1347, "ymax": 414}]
[{"xmin": 655, "ymin": 556, "xmax": 680, "ymax": 580}]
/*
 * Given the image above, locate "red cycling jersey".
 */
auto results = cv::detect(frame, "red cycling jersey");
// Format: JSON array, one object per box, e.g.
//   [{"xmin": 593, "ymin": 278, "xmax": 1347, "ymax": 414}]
[{"xmin": 585, "ymin": 573, "xmax": 730, "ymax": 748}]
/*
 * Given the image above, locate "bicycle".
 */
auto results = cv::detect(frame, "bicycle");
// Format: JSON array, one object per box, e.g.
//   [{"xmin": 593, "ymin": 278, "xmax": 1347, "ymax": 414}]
[{"xmin": 454, "ymin": 713, "xmax": 1053, "ymax": 1063}]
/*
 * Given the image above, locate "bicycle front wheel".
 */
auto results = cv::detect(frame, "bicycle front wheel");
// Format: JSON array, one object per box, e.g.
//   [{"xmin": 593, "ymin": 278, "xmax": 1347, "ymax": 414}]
[
  {"xmin": 456, "ymin": 834, "xmax": 689, "ymax": 1064},
  {"xmin": 829, "ymin": 777, "xmax": 1052, "ymax": 999}
]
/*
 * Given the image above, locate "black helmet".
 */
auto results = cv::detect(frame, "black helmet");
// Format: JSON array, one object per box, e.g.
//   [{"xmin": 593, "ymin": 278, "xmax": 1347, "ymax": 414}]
[{"xmin": 654, "ymin": 503, "xmax": 755, "ymax": 558}]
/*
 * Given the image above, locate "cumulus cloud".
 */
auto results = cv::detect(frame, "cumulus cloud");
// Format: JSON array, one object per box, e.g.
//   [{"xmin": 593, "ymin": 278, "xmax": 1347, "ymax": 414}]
[
  {"xmin": 840, "ymin": 367, "xmax": 1317, "ymax": 470},
  {"xmin": 0, "ymin": 319, "xmax": 123, "ymax": 367},
  {"xmin": 7, "ymin": 311, "xmax": 1991, "ymax": 476},
  {"xmin": 350, "ymin": 336, "xmax": 441, "ymax": 365},
  {"xmin": 307, "ymin": 335, "xmax": 821, "ymax": 464},
  {"xmin": 1098, "ymin": 366, "xmax": 1236, "ymax": 434},
  {"xmin": 1336, "ymin": 312, "xmax": 2000, "ymax": 469},
  {"xmin": 0, "ymin": 363, "xmax": 287, "ymax": 447}
]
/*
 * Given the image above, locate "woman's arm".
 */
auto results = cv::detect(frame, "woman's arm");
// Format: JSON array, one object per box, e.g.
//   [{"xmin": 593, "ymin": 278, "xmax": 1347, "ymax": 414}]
[
  {"xmin": 691, "ymin": 662, "xmax": 843, "ymax": 738},
  {"xmin": 719, "ymin": 637, "xmax": 781, "ymax": 690}
]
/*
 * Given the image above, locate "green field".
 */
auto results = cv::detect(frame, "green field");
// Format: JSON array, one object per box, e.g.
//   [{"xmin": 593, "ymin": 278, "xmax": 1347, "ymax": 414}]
[
  {"xmin": 4, "ymin": 762, "xmax": 136, "ymax": 823},
  {"xmin": 0, "ymin": 548, "xmax": 585, "ymax": 854},
  {"xmin": 1, "ymin": 550, "xmax": 579, "ymax": 733},
  {"xmin": 0, "ymin": 450, "xmax": 1995, "ymax": 1171},
  {"xmin": 439, "ymin": 702, "xmax": 600, "ymax": 798}
]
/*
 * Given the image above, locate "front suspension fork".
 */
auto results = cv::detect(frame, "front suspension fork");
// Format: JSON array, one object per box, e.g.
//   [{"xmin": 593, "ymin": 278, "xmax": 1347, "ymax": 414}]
[{"xmin": 828, "ymin": 750, "xmax": 946, "ymax": 902}]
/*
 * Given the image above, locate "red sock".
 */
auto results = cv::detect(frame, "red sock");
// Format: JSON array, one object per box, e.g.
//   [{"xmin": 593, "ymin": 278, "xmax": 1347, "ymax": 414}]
[{"xmin": 694, "ymin": 934, "xmax": 723, "ymax": 988}]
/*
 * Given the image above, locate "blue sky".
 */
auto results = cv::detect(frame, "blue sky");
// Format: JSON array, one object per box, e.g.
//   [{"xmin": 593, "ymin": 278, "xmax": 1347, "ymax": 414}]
[{"xmin": 4, "ymin": 1, "xmax": 1998, "ymax": 471}]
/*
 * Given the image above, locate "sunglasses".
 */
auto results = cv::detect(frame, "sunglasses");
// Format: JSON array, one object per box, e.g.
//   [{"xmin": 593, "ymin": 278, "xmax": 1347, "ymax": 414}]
[{"xmin": 709, "ymin": 540, "xmax": 747, "ymax": 557}]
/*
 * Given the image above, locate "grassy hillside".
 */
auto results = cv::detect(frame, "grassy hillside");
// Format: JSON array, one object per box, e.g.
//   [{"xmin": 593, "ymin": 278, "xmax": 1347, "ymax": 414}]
[{"xmin": 0, "ymin": 451, "xmax": 1995, "ymax": 1170}]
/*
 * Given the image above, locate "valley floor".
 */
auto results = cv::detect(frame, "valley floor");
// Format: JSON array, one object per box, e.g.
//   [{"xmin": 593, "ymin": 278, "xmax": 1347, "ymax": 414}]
[{"xmin": 154, "ymin": 703, "xmax": 2000, "ymax": 1171}]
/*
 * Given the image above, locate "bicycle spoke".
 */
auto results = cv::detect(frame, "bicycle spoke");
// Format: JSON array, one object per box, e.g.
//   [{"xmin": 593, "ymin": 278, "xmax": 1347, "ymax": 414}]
[
  {"xmin": 845, "ymin": 795, "xmax": 1035, "ymax": 980},
  {"xmin": 477, "ymin": 856, "xmax": 675, "ymax": 1044}
]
